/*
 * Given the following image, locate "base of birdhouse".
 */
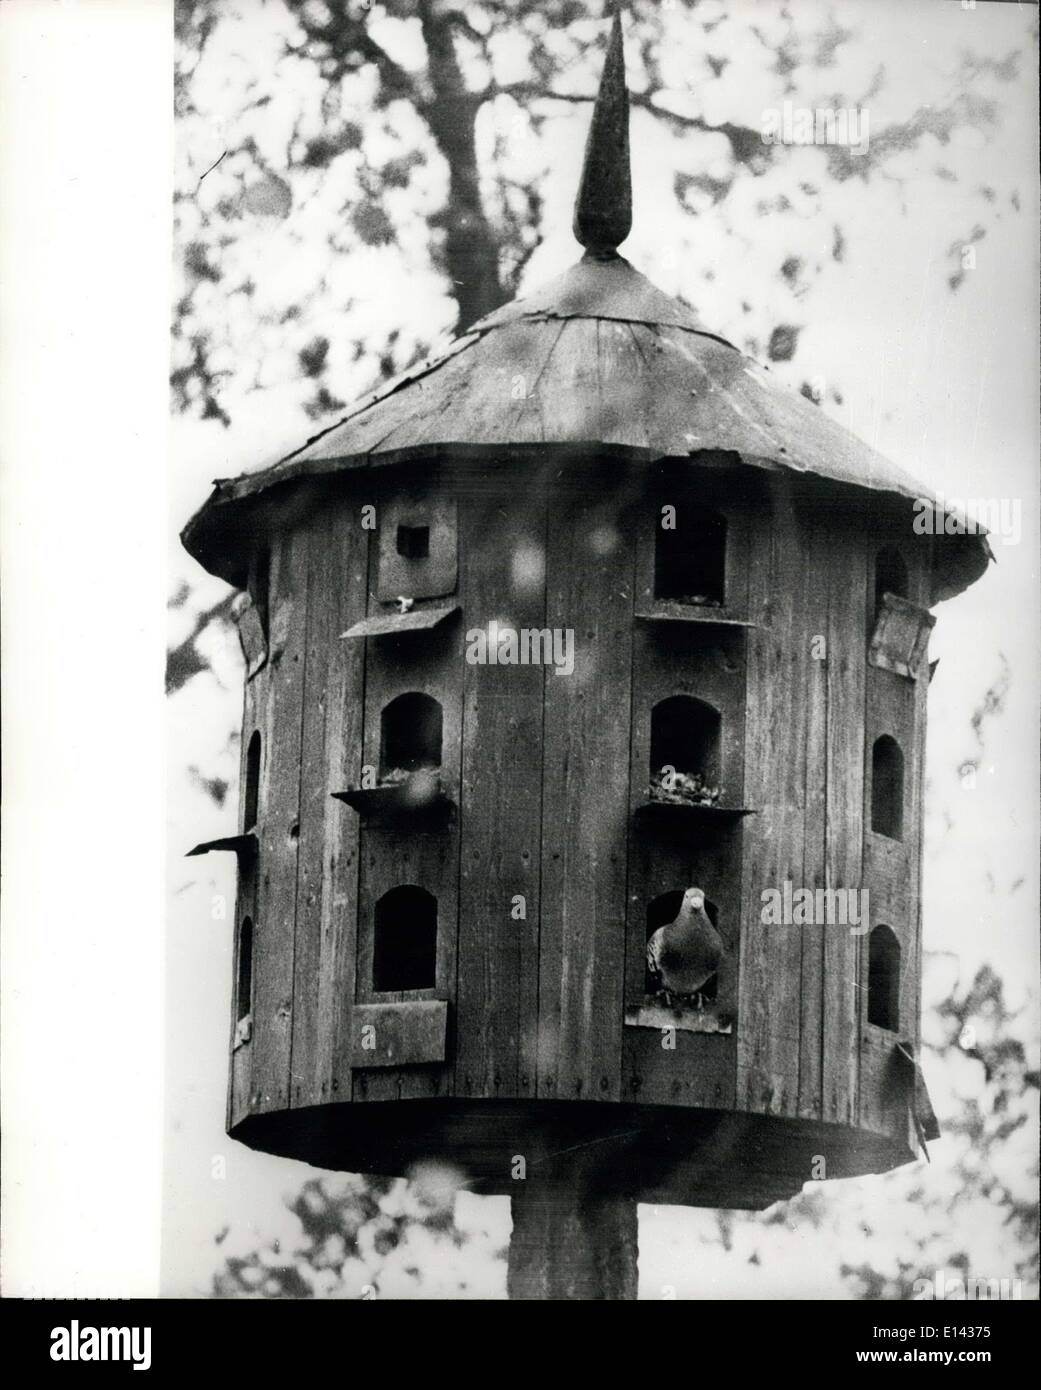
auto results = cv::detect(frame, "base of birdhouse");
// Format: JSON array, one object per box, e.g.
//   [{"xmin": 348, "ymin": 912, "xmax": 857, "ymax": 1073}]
[{"xmin": 228, "ymin": 1098, "xmax": 918, "ymax": 1211}]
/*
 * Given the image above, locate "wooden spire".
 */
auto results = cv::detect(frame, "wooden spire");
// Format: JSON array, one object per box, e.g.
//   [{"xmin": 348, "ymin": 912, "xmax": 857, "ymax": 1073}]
[{"xmin": 572, "ymin": 5, "xmax": 631, "ymax": 259}]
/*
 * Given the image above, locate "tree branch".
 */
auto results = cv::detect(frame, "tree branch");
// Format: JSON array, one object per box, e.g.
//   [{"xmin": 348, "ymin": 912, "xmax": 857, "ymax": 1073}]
[
  {"xmin": 284, "ymin": 4, "xmax": 415, "ymax": 104},
  {"xmin": 417, "ymin": 0, "xmax": 508, "ymax": 328},
  {"xmin": 491, "ymin": 82, "xmax": 767, "ymax": 165},
  {"xmin": 166, "ymin": 593, "xmax": 236, "ymax": 696}
]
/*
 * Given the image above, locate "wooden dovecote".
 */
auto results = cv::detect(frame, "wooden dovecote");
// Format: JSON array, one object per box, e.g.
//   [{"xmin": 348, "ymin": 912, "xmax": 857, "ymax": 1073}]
[{"xmin": 182, "ymin": 10, "xmax": 990, "ymax": 1214}]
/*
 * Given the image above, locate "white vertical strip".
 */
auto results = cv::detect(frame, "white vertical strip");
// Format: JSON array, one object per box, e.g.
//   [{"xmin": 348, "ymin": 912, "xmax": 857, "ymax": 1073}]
[{"xmin": 0, "ymin": 0, "xmax": 170, "ymax": 1296}]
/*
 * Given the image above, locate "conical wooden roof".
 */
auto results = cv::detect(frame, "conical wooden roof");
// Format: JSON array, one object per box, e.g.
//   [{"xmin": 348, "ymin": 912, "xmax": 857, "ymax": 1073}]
[
  {"xmin": 183, "ymin": 251, "xmax": 990, "ymax": 599},
  {"xmin": 182, "ymin": 11, "xmax": 990, "ymax": 601}
]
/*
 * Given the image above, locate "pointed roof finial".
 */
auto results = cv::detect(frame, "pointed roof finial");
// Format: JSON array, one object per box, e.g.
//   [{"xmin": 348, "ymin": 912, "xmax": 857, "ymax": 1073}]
[{"xmin": 572, "ymin": 4, "xmax": 631, "ymax": 259}]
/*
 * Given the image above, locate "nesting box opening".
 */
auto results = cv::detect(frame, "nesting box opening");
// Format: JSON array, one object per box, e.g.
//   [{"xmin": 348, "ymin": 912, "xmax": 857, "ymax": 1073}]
[
  {"xmin": 873, "ymin": 545, "xmax": 909, "ymax": 623},
  {"xmin": 373, "ymin": 886, "xmax": 438, "ymax": 994},
  {"xmin": 234, "ymin": 916, "xmax": 254, "ymax": 1047},
  {"xmin": 243, "ymin": 731, "xmax": 261, "ymax": 832},
  {"xmin": 643, "ymin": 890, "xmax": 720, "ymax": 1004},
  {"xmin": 868, "ymin": 925, "xmax": 901, "ymax": 1032},
  {"xmin": 380, "ymin": 692, "xmax": 443, "ymax": 778},
  {"xmin": 649, "ymin": 695, "xmax": 722, "ymax": 802},
  {"xmin": 377, "ymin": 494, "xmax": 458, "ymax": 601},
  {"xmin": 654, "ymin": 507, "xmax": 727, "ymax": 607},
  {"xmin": 397, "ymin": 523, "xmax": 430, "ymax": 560},
  {"xmin": 870, "ymin": 734, "xmax": 905, "ymax": 841}
]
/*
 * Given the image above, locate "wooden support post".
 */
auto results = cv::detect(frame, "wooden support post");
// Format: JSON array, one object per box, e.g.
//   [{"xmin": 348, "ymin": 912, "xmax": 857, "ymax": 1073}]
[{"xmin": 507, "ymin": 1177, "xmax": 638, "ymax": 1300}]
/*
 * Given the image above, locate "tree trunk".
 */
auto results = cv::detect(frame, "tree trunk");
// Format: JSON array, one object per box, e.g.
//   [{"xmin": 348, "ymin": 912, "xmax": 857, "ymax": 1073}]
[
  {"xmin": 507, "ymin": 1178, "xmax": 638, "ymax": 1300},
  {"xmin": 418, "ymin": 0, "xmax": 509, "ymax": 331}
]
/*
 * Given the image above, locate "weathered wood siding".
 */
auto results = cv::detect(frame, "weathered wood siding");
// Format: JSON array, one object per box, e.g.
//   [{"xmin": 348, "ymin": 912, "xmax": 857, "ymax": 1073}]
[
  {"xmin": 250, "ymin": 529, "xmax": 308, "ymax": 1114},
  {"xmin": 228, "ymin": 663, "xmax": 263, "ymax": 1129},
  {"xmin": 822, "ymin": 513, "xmax": 867, "ymax": 1128},
  {"xmin": 737, "ymin": 483, "xmax": 811, "ymax": 1118},
  {"xmin": 537, "ymin": 487, "xmax": 634, "ymax": 1103},
  {"xmin": 290, "ymin": 501, "xmax": 368, "ymax": 1109},
  {"xmin": 228, "ymin": 466, "xmax": 927, "ymax": 1159},
  {"xmin": 456, "ymin": 492, "xmax": 544, "ymax": 1102},
  {"xmin": 798, "ymin": 514, "xmax": 829, "ymax": 1121}
]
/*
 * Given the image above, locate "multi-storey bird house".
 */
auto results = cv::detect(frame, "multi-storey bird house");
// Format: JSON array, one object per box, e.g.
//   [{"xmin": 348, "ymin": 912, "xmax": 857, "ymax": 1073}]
[{"xmin": 183, "ymin": 12, "xmax": 989, "ymax": 1214}]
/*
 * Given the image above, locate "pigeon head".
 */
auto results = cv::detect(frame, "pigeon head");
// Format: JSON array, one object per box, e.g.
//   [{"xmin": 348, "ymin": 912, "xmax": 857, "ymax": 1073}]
[{"xmin": 683, "ymin": 887, "xmax": 706, "ymax": 911}]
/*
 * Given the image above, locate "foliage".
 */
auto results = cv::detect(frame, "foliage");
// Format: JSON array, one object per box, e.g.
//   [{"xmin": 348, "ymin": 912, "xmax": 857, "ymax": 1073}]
[
  {"xmin": 213, "ymin": 1168, "xmax": 506, "ymax": 1299},
  {"xmin": 172, "ymin": 0, "xmax": 1027, "ymax": 436}
]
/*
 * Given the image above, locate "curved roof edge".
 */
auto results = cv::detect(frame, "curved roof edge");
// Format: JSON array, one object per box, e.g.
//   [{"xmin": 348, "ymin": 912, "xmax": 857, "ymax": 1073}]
[
  {"xmin": 181, "ymin": 257, "xmax": 991, "ymax": 604},
  {"xmin": 182, "ymin": 436, "xmax": 992, "ymax": 603}
]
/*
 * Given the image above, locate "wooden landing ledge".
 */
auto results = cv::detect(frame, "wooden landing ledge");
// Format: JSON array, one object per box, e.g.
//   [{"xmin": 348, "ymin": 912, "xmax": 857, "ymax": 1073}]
[
  {"xmin": 332, "ymin": 771, "xmax": 453, "ymax": 822},
  {"xmin": 186, "ymin": 832, "xmax": 257, "ymax": 859},
  {"xmin": 635, "ymin": 800, "xmax": 755, "ymax": 828},
  {"xmin": 625, "ymin": 1003, "xmax": 733, "ymax": 1035},
  {"xmin": 341, "ymin": 603, "xmax": 459, "ymax": 641},
  {"xmin": 634, "ymin": 602, "xmax": 756, "ymax": 628}
]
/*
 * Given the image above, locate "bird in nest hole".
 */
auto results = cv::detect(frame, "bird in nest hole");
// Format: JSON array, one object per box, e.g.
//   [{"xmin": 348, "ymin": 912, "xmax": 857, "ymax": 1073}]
[{"xmin": 646, "ymin": 887, "xmax": 723, "ymax": 1011}]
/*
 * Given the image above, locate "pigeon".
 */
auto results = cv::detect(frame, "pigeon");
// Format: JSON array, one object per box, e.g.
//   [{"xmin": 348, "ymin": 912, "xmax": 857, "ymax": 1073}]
[{"xmin": 647, "ymin": 887, "xmax": 723, "ymax": 1010}]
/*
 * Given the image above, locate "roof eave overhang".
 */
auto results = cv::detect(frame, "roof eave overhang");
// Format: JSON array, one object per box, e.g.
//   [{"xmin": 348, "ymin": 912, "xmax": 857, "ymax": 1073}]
[{"xmin": 181, "ymin": 437, "xmax": 991, "ymax": 602}]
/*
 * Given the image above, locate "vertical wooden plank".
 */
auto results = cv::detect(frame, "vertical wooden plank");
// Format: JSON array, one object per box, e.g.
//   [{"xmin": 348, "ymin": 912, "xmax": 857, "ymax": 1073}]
[
  {"xmin": 289, "ymin": 512, "xmax": 333, "ymax": 1110},
  {"xmin": 798, "ymin": 512, "xmax": 828, "ymax": 1120},
  {"xmin": 908, "ymin": 538, "xmax": 931, "ymax": 1059},
  {"xmin": 322, "ymin": 500, "xmax": 369, "ymax": 1106},
  {"xmin": 772, "ymin": 495, "xmax": 811, "ymax": 1119},
  {"xmin": 538, "ymin": 483, "xmax": 633, "ymax": 1103},
  {"xmin": 250, "ymin": 528, "xmax": 309, "ymax": 1114},
  {"xmin": 290, "ymin": 501, "xmax": 368, "ymax": 1109},
  {"xmin": 822, "ymin": 517, "xmax": 866, "ymax": 1127},
  {"xmin": 736, "ymin": 482, "xmax": 805, "ymax": 1116},
  {"xmin": 456, "ymin": 489, "xmax": 545, "ymax": 1101}
]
